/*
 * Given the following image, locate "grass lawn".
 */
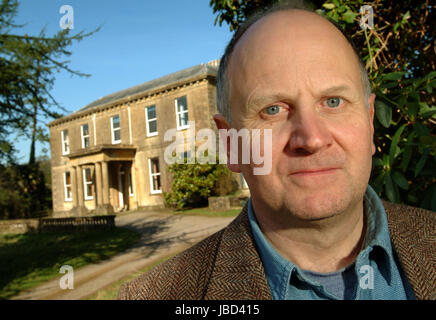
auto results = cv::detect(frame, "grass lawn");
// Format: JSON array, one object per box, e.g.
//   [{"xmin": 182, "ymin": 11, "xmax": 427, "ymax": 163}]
[
  {"xmin": 0, "ymin": 227, "xmax": 140, "ymax": 300},
  {"xmin": 86, "ymin": 253, "xmax": 175, "ymax": 300}
]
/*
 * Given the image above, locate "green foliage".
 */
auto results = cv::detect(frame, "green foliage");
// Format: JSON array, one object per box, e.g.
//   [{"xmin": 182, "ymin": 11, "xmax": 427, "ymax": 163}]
[
  {"xmin": 0, "ymin": 0, "xmax": 99, "ymax": 163},
  {"xmin": 370, "ymin": 71, "xmax": 436, "ymax": 210},
  {"xmin": 209, "ymin": 0, "xmax": 435, "ymax": 211},
  {"xmin": 163, "ymin": 156, "xmax": 238, "ymax": 210},
  {"xmin": 0, "ymin": 161, "xmax": 52, "ymax": 219}
]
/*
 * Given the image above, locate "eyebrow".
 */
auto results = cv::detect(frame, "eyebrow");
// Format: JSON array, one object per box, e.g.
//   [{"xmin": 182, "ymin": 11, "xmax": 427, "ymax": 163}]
[{"xmin": 247, "ymin": 84, "xmax": 356, "ymax": 108}]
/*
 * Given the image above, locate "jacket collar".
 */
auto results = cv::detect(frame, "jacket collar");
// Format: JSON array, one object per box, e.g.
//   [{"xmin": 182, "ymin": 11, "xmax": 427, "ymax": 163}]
[{"xmin": 383, "ymin": 201, "xmax": 436, "ymax": 300}]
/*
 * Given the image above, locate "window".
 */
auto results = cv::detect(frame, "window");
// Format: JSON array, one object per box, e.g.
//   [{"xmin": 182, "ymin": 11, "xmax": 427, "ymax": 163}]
[
  {"xmin": 145, "ymin": 105, "xmax": 158, "ymax": 136},
  {"xmin": 61, "ymin": 129, "xmax": 70, "ymax": 155},
  {"xmin": 111, "ymin": 115, "xmax": 121, "ymax": 144},
  {"xmin": 148, "ymin": 158, "xmax": 162, "ymax": 194},
  {"xmin": 64, "ymin": 172, "xmax": 72, "ymax": 201},
  {"xmin": 83, "ymin": 167, "xmax": 93, "ymax": 200},
  {"xmin": 175, "ymin": 96, "xmax": 189, "ymax": 130},
  {"xmin": 81, "ymin": 124, "xmax": 90, "ymax": 148}
]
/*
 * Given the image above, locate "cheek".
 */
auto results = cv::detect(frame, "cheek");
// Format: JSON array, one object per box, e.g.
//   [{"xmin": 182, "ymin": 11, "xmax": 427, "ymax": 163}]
[{"xmin": 331, "ymin": 119, "xmax": 374, "ymax": 166}]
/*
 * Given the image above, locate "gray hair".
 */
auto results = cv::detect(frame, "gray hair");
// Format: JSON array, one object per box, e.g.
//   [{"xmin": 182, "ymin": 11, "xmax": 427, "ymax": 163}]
[{"xmin": 216, "ymin": 0, "xmax": 372, "ymax": 124}]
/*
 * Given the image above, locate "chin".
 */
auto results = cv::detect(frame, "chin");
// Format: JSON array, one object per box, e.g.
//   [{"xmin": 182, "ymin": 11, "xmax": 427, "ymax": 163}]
[{"xmin": 284, "ymin": 191, "xmax": 353, "ymax": 221}]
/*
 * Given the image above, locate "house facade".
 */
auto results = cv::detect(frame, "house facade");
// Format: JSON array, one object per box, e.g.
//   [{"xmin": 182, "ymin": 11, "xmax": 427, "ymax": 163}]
[{"xmin": 48, "ymin": 61, "xmax": 248, "ymax": 217}]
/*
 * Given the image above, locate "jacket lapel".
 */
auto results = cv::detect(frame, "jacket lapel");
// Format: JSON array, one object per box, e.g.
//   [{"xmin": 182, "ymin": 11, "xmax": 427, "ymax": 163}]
[
  {"xmin": 204, "ymin": 203, "xmax": 272, "ymax": 299},
  {"xmin": 383, "ymin": 201, "xmax": 436, "ymax": 300}
]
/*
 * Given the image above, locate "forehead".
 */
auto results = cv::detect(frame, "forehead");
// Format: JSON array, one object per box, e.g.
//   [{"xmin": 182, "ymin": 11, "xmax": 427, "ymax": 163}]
[{"xmin": 227, "ymin": 10, "xmax": 362, "ymax": 104}]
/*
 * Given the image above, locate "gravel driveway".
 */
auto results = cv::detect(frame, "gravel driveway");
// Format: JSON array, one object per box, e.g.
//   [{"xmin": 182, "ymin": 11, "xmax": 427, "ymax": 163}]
[{"xmin": 12, "ymin": 210, "xmax": 235, "ymax": 300}]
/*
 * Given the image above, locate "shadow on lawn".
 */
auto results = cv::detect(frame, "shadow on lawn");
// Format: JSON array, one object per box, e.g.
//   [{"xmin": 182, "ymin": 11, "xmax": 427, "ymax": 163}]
[{"xmin": 0, "ymin": 225, "xmax": 145, "ymax": 299}]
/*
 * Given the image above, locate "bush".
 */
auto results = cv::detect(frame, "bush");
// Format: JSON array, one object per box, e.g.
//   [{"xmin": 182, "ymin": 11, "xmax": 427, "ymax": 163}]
[{"xmin": 163, "ymin": 156, "xmax": 238, "ymax": 210}]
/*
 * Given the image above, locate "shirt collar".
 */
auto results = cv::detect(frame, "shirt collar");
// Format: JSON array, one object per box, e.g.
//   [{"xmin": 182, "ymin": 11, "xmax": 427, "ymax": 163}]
[
  {"xmin": 247, "ymin": 184, "xmax": 395, "ymax": 297},
  {"xmin": 358, "ymin": 185, "xmax": 393, "ymax": 283},
  {"xmin": 247, "ymin": 197, "xmax": 296, "ymax": 299}
]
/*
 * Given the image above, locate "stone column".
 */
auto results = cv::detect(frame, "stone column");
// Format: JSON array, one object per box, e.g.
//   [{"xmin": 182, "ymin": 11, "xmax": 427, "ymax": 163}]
[
  {"xmin": 95, "ymin": 162, "xmax": 103, "ymax": 207},
  {"xmin": 75, "ymin": 165, "xmax": 86, "ymax": 216},
  {"xmin": 101, "ymin": 161, "xmax": 112, "ymax": 213},
  {"xmin": 76, "ymin": 165, "xmax": 84, "ymax": 207},
  {"xmin": 71, "ymin": 166, "xmax": 78, "ymax": 208}
]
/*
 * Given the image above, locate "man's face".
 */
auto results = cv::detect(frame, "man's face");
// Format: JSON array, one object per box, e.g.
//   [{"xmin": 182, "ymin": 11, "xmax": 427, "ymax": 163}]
[{"xmin": 222, "ymin": 10, "xmax": 376, "ymax": 221}]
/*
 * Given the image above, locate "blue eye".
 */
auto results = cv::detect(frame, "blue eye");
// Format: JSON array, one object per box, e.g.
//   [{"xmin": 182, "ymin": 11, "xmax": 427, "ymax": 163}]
[
  {"xmin": 265, "ymin": 105, "xmax": 281, "ymax": 115},
  {"xmin": 325, "ymin": 97, "xmax": 343, "ymax": 108}
]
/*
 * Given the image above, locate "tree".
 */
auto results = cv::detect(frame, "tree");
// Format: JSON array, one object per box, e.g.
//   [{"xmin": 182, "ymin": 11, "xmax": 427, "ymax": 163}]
[
  {"xmin": 0, "ymin": 0, "xmax": 99, "ymax": 218},
  {"xmin": 0, "ymin": 0, "xmax": 99, "ymax": 163},
  {"xmin": 0, "ymin": 160, "xmax": 51, "ymax": 219},
  {"xmin": 209, "ymin": 0, "xmax": 436, "ymax": 210}
]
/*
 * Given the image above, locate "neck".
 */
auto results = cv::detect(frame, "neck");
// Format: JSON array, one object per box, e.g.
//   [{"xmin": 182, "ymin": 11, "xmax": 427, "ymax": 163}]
[{"xmin": 253, "ymin": 200, "xmax": 366, "ymax": 273}]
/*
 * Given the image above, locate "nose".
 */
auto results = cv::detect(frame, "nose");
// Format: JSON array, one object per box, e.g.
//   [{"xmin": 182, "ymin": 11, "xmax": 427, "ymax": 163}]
[{"xmin": 287, "ymin": 106, "xmax": 332, "ymax": 156}]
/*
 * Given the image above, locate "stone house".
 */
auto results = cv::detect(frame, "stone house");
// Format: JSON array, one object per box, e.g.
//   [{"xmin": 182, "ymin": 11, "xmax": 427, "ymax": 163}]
[{"xmin": 48, "ymin": 61, "xmax": 248, "ymax": 216}]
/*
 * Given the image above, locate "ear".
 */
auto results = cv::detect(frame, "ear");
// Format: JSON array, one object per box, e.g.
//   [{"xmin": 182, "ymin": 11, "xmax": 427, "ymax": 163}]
[
  {"xmin": 368, "ymin": 93, "xmax": 376, "ymax": 155},
  {"xmin": 213, "ymin": 114, "xmax": 242, "ymax": 173}
]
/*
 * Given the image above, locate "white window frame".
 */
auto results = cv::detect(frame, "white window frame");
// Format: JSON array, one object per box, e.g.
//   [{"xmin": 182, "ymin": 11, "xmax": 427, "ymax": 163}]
[
  {"xmin": 175, "ymin": 96, "xmax": 189, "ymax": 130},
  {"xmin": 83, "ymin": 167, "xmax": 94, "ymax": 200},
  {"xmin": 111, "ymin": 115, "xmax": 121, "ymax": 144},
  {"xmin": 148, "ymin": 158, "xmax": 162, "ymax": 194},
  {"xmin": 61, "ymin": 129, "xmax": 70, "ymax": 155},
  {"xmin": 64, "ymin": 171, "xmax": 72, "ymax": 201},
  {"xmin": 145, "ymin": 105, "xmax": 158, "ymax": 137},
  {"xmin": 81, "ymin": 123, "xmax": 90, "ymax": 148}
]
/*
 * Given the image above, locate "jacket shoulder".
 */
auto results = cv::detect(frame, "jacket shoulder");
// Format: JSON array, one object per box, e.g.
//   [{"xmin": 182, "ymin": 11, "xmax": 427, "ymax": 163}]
[
  {"xmin": 383, "ymin": 200, "xmax": 435, "ymax": 235},
  {"xmin": 118, "ymin": 227, "xmax": 224, "ymax": 300}
]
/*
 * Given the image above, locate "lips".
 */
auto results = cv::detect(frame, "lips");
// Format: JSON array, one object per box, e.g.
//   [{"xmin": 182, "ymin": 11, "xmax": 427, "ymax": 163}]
[{"xmin": 290, "ymin": 168, "xmax": 338, "ymax": 176}]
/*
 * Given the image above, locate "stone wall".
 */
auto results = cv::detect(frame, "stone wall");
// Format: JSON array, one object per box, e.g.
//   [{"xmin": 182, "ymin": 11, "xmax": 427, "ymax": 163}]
[
  {"xmin": 0, "ymin": 219, "xmax": 39, "ymax": 234},
  {"xmin": 0, "ymin": 215, "xmax": 116, "ymax": 234}
]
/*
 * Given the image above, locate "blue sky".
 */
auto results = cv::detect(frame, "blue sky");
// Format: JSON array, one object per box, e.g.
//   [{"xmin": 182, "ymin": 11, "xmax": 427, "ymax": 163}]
[{"xmin": 12, "ymin": 0, "xmax": 233, "ymax": 163}]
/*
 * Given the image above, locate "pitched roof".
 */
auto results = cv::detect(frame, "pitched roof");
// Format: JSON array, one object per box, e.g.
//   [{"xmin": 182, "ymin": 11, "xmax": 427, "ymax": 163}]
[
  {"xmin": 76, "ymin": 63, "xmax": 218, "ymax": 114},
  {"xmin": 48, "ymin": 62, "xmax": 218, "ymax": 127}
]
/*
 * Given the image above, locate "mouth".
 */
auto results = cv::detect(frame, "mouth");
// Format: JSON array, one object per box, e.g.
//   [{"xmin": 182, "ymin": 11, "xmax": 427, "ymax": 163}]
[{"xmin": 290, "ymin": 168, "xmax": 339, "ymax": 177}]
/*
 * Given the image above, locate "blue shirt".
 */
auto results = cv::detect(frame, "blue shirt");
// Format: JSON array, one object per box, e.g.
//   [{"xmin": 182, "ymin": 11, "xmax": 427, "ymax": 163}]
[{"xmin": 247, "ymin": 185, "xmax": 415, "ymax": 300}]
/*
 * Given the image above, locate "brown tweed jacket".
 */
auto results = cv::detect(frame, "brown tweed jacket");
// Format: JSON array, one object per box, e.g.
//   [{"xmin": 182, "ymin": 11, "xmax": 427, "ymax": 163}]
[{"xmin": 118, "ymin": 201, "xmax": 435, "ymax": 300}]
